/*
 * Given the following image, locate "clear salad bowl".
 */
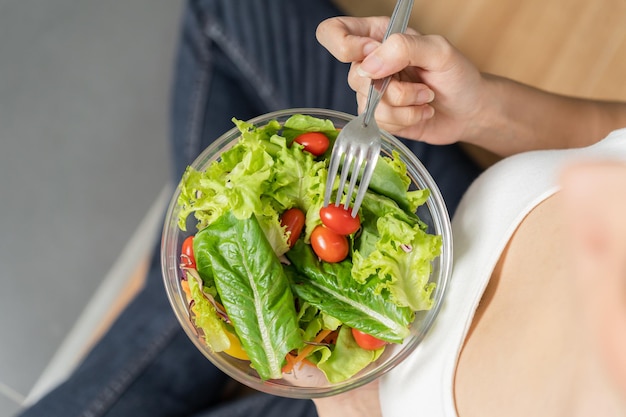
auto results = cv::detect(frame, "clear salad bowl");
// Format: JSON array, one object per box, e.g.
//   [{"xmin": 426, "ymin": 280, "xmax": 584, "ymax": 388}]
[{"xmin": 161, "ymin": 108, "xmax": 452, "ymax": 399}]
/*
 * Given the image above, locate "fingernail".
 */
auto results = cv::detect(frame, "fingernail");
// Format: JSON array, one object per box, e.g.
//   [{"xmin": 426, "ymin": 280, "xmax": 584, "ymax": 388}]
[
  {"xmin": 357, "ymin": 54, "xmax": 384, "ymax": 77},
  {"xmin": 362, "ymin": 41, "xmax": 379, "ymax": 56},
  {"xmin": 417, "ymin": 89, "xmax": 435, "ymax": 103}
]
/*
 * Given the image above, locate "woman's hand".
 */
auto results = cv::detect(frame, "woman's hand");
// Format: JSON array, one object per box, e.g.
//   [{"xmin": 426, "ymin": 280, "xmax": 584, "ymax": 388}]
[
  {"xmin": 316, "ymin": 16, "xmax": 487, "ymax": 146},
  {"xmin": 317, "ymin": 16, "xmax": 626, "ymax": 157}
]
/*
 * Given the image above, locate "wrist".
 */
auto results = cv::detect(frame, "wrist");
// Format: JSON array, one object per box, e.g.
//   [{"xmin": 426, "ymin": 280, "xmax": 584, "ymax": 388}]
[
  {"xmin": 463, "ymin": 75, "xmax": 626, "ymax": 157},
  {"xmin": 459, "ymin": 73, "xmax": 518, "ymax": 156}
]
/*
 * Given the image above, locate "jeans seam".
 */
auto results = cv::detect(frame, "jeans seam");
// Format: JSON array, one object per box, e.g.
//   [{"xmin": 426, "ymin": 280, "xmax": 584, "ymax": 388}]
[
  {"xmin": 183, "ymin": 8, "xmax": 213, "ymax": 171},
  {"xmin": 202, "ymin": 17, "xmax": 283, "ymax": 112},
  {"xmin": 183, "ymin": 8, "xmax": 285, "ymax": 166},
  {"xmin": 78, "ymin": 318, "xmax": 180, "ymax": 417}
]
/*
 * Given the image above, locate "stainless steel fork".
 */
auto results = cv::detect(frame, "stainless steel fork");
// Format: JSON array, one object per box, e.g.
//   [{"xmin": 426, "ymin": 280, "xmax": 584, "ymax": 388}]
[{"xmin": 323, "ymin": 0, "xmax": 414, "ymax": 217}]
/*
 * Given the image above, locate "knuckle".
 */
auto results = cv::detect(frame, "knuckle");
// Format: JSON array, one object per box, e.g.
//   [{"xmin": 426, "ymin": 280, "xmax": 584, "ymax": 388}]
[
  {"xmin": 385, "ymin": 81, "xmax": 408, "ymax": 106},
  {"xmin": 426, "ymin": 34, "xmax": 455, "ymax": 60},
  {"xmin": 407, "ymin": 105, "xmax": 426, "ymax": 124},
  {"xmin": 334, "ymin": 43, "xmax": 354, "ymax": 63},
  {"xmin": 385, "ymin": 33, "xmax": 410, "ymax": 57}
]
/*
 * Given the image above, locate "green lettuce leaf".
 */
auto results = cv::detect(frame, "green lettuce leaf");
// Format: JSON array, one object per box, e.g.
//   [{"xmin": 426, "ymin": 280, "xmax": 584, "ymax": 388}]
[
  {"xmin": 281, "ymin": 114, "xmax": 339, "ymax": 144},
  {"xmin": 366, "ymin": 151, "xmax": 410, "ymax": 211},
  {"xmin": 366, "ymin": 150, "xmax": 432, "ymax": 213},
  {"xmin": 176, "ymin": 114, "xmax": 443, "ymax": 384},
  {"xmin": 176, "ymin": 116, "xmax": 336, "ymax": 258},
  {"xmin": 315, "ymin": 326, "xmax": 384, "ymax": 383},
  {"xmin": 194, "ymin": 212, "xmax": 303, "ymax": 380},
  {"xmin": 286, "ymin": 241, "xmax": 413, "ymax": 343},
  {"xmin": 269, "ymin": 136, "xmax": 327, "ymax": 213},
  {"xmin": 352, "ymin": 215, "xmax": 441, "ymax": 311},
  {"xmin": 185, "ymin": 268, "xmax": 230, "ymax": 352},
  {"xmin": 175, "ymin": 132, "xmax": 275, "ymax": 231}
]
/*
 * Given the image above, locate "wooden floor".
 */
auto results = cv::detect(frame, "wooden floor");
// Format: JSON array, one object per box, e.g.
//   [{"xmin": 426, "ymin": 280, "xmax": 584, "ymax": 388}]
[{"xmin": 335, "ymin": 0, "xmax": 626, "ymax": 101}]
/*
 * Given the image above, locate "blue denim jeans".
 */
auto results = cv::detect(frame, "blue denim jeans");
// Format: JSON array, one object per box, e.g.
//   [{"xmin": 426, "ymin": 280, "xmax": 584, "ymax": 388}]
[{"xmin": 17, "ymin": 1, "xmax": 480, "ymax": 416}]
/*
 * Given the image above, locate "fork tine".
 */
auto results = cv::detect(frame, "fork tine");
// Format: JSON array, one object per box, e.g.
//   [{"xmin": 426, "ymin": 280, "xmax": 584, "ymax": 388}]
[
  {"xmin": 343, "ymin": 147, "xmax": 366, "ymax": 210},
  {"xmin": 335, "ymin": 146, "xmax": 355, "ymax": 206},
  {"xmin": 350, "ymin": 144, "xmax": 381, "ymax": 217},
  {"xmin": 323, "ymin": 141, "xmax": 344, "ymax": 207}
]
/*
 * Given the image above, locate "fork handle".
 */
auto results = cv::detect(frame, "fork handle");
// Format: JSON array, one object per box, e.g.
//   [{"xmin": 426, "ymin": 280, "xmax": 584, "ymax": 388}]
[{"xmin": 362, "ymin": 0, "xmax": 414, "ymax": 126}]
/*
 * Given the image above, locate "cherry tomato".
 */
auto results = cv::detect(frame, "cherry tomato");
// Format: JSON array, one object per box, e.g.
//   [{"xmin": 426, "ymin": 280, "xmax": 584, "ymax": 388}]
[
  {"xmin": 351, "ymin": 328, "xmax": 387, "ymax": 350},
  {"xmin": 293, "ymin": 132, "xmax": 330, "ymax": 156},
  {"xmin": 319, "ymin": 205, "xmax": 361, "ymax": 235},
  {"xmin": 280, "ymin": 207, "xmax": 306, "ymax": 248},
  {"xmin": 310, "ymin": 225, "xmax": 349, "ymax": 263},
  {"xmin": 223, "ymin": 329, "xmax": 249, "ymax": 360},
  {"xmin": 181, "ymin": 235, "xmax": 196, "ymax": 268}
]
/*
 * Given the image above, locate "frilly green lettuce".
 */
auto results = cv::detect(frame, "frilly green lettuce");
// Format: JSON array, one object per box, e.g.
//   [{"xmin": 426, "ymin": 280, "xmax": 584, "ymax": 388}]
[{"xmin": 176, "ymin": 114, "xmax": 443, "ymax": 383}]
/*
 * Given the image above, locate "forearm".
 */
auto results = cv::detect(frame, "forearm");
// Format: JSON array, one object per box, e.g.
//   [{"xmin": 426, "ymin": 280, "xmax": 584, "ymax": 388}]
[{"xmin": 469, "ymin": 74, "xmax": 626, "ymax": 157}]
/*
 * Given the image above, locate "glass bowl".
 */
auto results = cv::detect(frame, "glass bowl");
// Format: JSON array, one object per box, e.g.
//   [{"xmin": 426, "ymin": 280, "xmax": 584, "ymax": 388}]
[{"xmin": 161, "ymin": 108, "xmax": 452, "ymax": 399}]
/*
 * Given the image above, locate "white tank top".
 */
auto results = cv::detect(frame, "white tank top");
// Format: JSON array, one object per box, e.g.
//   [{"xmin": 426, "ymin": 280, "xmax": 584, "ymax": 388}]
[{"xmin": 379, "ymin": 128, "xmax": 626, "ymax": 416}]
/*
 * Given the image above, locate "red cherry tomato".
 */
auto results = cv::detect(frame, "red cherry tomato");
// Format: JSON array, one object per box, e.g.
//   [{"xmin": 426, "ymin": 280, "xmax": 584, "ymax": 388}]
[
  {"xmin": 181, "ymin": 235, "xmax": 196, "ymax": 268},
  {"xmin": 293, "ymin": 132, "xmax": 330, "ymax": 156},
  {"xmin": 310, "ymin": 225, "xmax": 349, "ymax": 263},
  {"xmin": 351, "ymin": 328, "xmax": 387, "ymax": 350},
  {"xmin": 280, "ymin": 207, "xmax": 306, "ymax": 248},
  {"xmin": 319, "ymin": 205, "xmax": 361, "ymax": 235}
]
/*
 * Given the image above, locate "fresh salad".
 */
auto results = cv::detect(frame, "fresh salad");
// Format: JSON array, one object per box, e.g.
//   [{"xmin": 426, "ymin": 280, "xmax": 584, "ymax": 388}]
[{"xmin": 175, "ymin": 114, "xmax": 442, "ymax": 383}]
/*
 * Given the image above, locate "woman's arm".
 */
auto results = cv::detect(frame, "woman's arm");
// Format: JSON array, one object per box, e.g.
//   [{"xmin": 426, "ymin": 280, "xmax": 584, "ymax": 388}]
[
  {"xmin": 316, "ymin": 16, "xmax": 626, "ymax": 157},
  {"xmin": 477, "ymin": 74, "xmax": 626, "ymax": 157}
]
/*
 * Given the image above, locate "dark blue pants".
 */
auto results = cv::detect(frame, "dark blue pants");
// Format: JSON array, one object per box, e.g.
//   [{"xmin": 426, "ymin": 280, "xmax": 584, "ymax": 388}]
[{"xmin": 18, "ymin": 1, "xmax": 480, "ymax": 416}]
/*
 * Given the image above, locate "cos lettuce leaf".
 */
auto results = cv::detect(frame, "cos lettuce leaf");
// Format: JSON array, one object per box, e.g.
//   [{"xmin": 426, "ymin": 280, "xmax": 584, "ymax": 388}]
[
  {"xmin": 194, "ymin": 212, "xmax": 303, "ymax": 380},
  {"xmin": 364, "ymin": 151, "xmax": 409, "ymax": 212},
  {"xmin": 286, "ymin": 241, "xmax": 413, "ymax": 343}
]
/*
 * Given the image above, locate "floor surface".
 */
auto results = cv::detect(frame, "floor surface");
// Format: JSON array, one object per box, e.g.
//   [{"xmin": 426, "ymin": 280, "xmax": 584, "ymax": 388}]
[{"xmin": 0, "ymin": 1, "xmax": 183, "ymax": 415}]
